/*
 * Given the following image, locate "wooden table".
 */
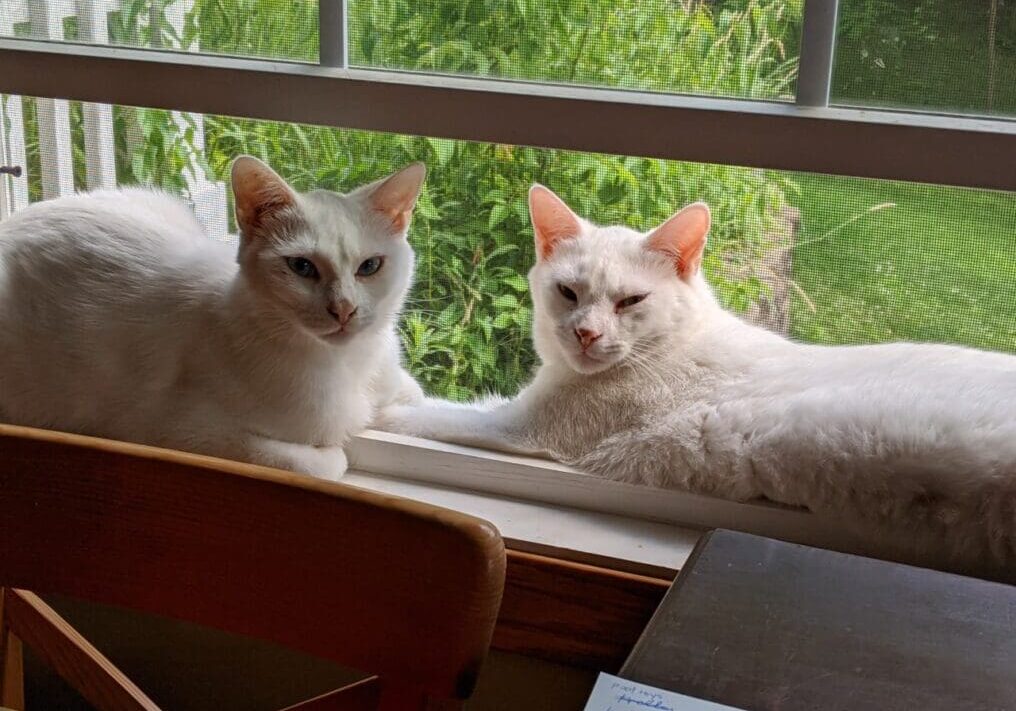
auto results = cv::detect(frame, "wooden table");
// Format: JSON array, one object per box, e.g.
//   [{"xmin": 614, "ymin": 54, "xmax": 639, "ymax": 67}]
[{"xmin": 621, "ymin": 529, "xmax": 1016, "ymax": 711}]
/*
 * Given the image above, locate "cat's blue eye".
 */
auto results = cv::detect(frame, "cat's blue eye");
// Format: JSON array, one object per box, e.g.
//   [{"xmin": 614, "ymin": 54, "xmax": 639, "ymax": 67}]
[
  {"xmin": 356, "ymin": 256, "xmax": 384, "ymax": 277},
  {"xmin": 616, "ymin": 294, "xmax": 648, "ymax": 310},
  {"xmin": 286, "ymin": 256, "xmax": 319, "ymax": 279},
  {"xmin": 558, "ymin": 284, "xmax": 578, "ymax": 302}
]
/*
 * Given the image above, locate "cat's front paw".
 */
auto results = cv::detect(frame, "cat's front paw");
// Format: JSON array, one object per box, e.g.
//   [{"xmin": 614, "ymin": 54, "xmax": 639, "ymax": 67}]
[
  {"xmin": 373, "ymin": 404, "xmax": 424, "ymax": 437},
  {"xmin": 249, "ymin": 437, "xmax": 348, "ymax": 482},
  {"xmin": 310, "ymin": 446, "xmax": 348, "ymax": 482},
  {"xmin": 279, "ymin": 446, "xmax": 348, "ymax": 482}
]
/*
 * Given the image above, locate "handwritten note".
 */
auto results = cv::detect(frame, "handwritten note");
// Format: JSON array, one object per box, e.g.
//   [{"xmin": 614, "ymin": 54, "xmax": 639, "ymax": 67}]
[{"xmin": 583, "ymin": 673, "xmax": 745, "ymax": 711}]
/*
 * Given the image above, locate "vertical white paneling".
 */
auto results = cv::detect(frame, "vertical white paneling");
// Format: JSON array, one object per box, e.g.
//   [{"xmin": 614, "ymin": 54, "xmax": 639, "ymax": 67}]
[
  {"xmin": 1, "ymin": 1, "xmax": 31, "ymax": 214},
  {"xmin": 189, "ymin": 181, "xmax": 230, "ymax": 242},
  {"xmin": 0, "ymin": 0, "xmax": 29, "ymax": 35},
  {"xmin": 160, "ymin": 0, "xmax": 229, "ymax": 240},
  {"xmin": 0, "ymin": 97, "xmax": 11, "ymax": 218},
  {"xmin": 34, "ymin": 96, "xmax": 74, "ymax": 199},
  {"xmin": 76, "ymin": 0, "xmax": 117, "ymax": 190},
  {"xmin": 28, "ymin": 0, "xmax": 75, "ymax": 199},
  {"xmin": 0, "ymin": 96, "xmax": 30, "ymax": 213}
]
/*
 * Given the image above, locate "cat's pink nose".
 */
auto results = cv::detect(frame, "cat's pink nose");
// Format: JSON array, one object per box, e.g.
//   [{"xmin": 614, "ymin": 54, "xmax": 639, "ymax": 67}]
[
  {"xmin": 574, "ymin": 328, "xmax": 602, "ymax": 350},
  {"xmin": 328, "ymin": 300, "xmax": 358, "ymax": 326}
]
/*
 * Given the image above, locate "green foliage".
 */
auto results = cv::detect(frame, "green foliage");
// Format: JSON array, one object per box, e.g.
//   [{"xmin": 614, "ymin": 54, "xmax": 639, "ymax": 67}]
[
  {"xmin": 14, "ymin": 0, "xmax": 801, "ymax": 399},
  {"xmin": 795, "ymin": 0, "xmax": 1016, "ymax": 355},
  {"xmin": 11, "ymin": 0, "xmax": 1013, "ymax": 395},
  {"xmin": 834, "ymin": 0, "xmax": 1016, "ymax": 115},
  {"xmin": 350, "ymin": 0, "xmax": 799, "ymax": 98},
  {"xmin": 791, "ymin": 173, "xmax": 1016, "ymax": 354},
  {"xmin": 194, "ymin": 0, "xmax": 801, "ymax": 398},
  {"xmin": 185, "ymin": 0, "xmax": 319, "ymax": 60}
]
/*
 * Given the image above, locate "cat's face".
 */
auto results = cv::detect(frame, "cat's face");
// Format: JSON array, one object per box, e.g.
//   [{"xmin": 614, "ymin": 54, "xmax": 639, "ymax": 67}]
[
  {"xmin": 527, "ymin": 186, "xmax": 711, "ymax": 374},
  {"xmin": 231, "ymin": 157, "xmax": 425, "ymax": 345}
]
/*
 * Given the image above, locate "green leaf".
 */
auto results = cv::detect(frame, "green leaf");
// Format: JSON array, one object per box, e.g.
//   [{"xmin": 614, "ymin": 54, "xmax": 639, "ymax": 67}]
[
  {"xmin": 502, "ymin": 275, "xmax": 530, "ymax": 292},
  {"xmin": 427, "ymin": 137, "xmax": 456, "ymax": 165},
  {"xmin": 488, "ymin": 203, "xmax": 509, "ymax": 230},
  {"xmin": 493, "ymin": 313, "xmax": 514, "ymax": 328},
  {"xmin": 486, "ymin": 244, "xmax": 519, "ymax": 259},
  {"xmin": 415, "ymin": 189, "xmax": 441, "ymax": 220},
  {"xmin": 492, "ymin": 294, "xmax": 519, "ymax": 309}
]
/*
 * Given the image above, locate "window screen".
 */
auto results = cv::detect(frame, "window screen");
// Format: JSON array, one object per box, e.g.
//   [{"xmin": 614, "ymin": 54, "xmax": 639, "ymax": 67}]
[
  {"xmin": 0, "ymin": 0, "xmax": 319, "ymax": 61},
  {"xmin": 348, "ymin": 0, "xmax": 802, "ymax": 99},
  {"xmin": 3, "ymin": 95, "xmax": 1013, "ymax": 404},
  {"xmin": 5, "ymin": 1, "xmax": 1014, "ymax": 110},
  {"xmin": 833, "ymin": 0, "xmax": 1016, "ymax": 116},
  {"xmin": 2, "ymin": 0, "xmax": 1014, "ymax": 403},
  {"xmin": 1, "ymin": 0, "xmax": 805, "ymax": 98}
]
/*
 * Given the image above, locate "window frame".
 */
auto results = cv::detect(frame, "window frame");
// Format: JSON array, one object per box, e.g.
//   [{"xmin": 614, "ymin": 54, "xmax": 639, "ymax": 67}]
[
  {"xmin": 1, "ymin": 0, "xmax": 1014, "ymax": 561},
  {"xmin": 1, "ymin": 36, "xmax": 1015, "ymax": 191}
]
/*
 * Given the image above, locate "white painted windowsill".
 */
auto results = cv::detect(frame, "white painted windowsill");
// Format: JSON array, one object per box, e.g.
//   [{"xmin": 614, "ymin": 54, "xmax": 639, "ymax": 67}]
[{"xmin": 345, "ymin": 430, "xmax": 870, "ymax": 577}]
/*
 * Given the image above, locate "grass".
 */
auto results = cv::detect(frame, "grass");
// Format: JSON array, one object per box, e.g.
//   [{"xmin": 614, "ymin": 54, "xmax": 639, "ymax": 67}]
[
  {"xmin": 790, "ymin": 173, "xmax": 1016, "ymax": 353},
  {"xmin": 833, "ymin": 0, "xmax": 1016, "ymax": 116},
  {"xmin": 789, "ymin": 0, "xmax": 1016, "ymax": 353}
]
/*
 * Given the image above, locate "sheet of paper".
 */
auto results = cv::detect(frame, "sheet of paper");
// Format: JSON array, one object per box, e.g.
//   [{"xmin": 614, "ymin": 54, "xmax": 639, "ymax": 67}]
[{"xmin": 583, "ymin": 672, "xmax": 745, "ymax": 711}]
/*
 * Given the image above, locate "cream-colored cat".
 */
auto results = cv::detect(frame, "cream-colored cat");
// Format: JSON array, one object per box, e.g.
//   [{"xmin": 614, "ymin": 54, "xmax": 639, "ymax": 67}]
[
  {"xmin": 0, "ymin": 157, "xmax": 424, "ymax": 478},
  {"xmin": 381, "ymin": 185, "xmax": 1016, "ymax": 578}
]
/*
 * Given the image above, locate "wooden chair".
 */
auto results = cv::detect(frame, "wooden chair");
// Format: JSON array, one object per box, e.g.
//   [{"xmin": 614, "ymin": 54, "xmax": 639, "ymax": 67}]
[{"xmin": 0, "ymin": 424, "xmax": 506, "ymax": 710}]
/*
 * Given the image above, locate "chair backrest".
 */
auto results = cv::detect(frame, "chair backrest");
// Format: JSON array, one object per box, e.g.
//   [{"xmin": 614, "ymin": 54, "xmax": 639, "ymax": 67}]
[{"xmin": 0, "ymin": 425, "xmax": 506, "ymax": 709}]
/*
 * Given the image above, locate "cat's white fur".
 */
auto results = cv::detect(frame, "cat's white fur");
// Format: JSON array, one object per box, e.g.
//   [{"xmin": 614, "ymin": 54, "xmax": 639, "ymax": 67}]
[
  {"xmin": 381, "ymin": 185, "xmax": 1016, "ymax": 578},
  {"xmin": 0, "ymin": 157, "xmax": 425, "ymax": 479}
]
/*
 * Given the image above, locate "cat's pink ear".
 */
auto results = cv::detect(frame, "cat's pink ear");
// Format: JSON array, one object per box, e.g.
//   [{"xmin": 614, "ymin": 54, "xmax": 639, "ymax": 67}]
[
  {"xmin": 646, "ymin": 202, "xmax": 711, "ymax": 280},
  {"xmin": 529, "ymin": 185, "xmax": 583, "ymax": 260},
  {"xmin": 366, "ymin": 162, "xmax": 427, "ymax": 235},
  {"xmin": 231, "ymin": 156, "xmax": 298, "ymax": 240}
]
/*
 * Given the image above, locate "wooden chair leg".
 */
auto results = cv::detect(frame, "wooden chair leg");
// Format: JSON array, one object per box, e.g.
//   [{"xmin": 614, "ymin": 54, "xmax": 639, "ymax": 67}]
[
  {"xmin": 278, "ymin": 676, "xmax": 381, "ymax": 710},
  {"xmin": 0, "ymin": 589, "xmax": 26, "ymax": 711},
  {"xmin": 2, "ymin": 589, "xmax": 160, "ymax": 711}
]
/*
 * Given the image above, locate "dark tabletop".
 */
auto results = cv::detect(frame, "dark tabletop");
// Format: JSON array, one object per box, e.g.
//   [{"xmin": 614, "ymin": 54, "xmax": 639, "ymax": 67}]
[{"xmin": 621, "ymin": 529, "xmax": 1016, "ymax": 711}]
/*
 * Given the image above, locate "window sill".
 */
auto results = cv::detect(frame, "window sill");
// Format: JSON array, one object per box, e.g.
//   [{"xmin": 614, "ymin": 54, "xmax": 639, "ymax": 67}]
[
  {"xmin": 347, "ymin": 430, "xmax": 873, "ymax": 575},
  {"xmin": 343, "ymin": 469, "xmax": 699, "ymax": 578}
]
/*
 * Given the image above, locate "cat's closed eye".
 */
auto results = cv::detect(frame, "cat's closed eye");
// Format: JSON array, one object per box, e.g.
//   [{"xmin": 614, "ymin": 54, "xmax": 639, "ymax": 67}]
[
  {"xmin": 286, "ymin": 256, "xmax": 319, "ymax": 279},
  {"xmin": 558, "ymin": 284, "xmax": 578, "ymax": 302},
  {"xmin": 356, "ymin": 256, "xmax": 384, "ymax": 277},
  {"xmin": 616, "ymin": 294, "xmax": 648, "ymax": 311}
]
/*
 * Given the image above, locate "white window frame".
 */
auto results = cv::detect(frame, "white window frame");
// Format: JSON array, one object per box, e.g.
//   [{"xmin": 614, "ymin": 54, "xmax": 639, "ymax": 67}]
[{"xmin": 1, "ymin": 0, "xmax": 1014, "ymax": 568}]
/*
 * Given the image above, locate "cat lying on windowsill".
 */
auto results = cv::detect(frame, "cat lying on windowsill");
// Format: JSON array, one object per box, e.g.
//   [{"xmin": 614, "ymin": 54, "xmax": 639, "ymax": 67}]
[
  {"xmin": 0, "ymin": 157, "xmax": 425, "ymax": 480},
  {"xmin": 378, "ymin": 185, "xmax": 1016, "ymax": 580}
]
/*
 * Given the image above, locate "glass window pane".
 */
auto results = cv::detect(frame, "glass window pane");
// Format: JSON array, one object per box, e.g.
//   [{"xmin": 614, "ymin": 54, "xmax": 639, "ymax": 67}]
[
  {"xmin": 350, "ymin": 0, "xmax": 803, "ymax": 99},
  {"xmin": 3, "ymin": 97, "xmax": 1011, "ymax": 400},
  {"xmin": 1, "ymin": 1, "xmax": 804, "ymax": 97},
  {"xmin": 3, "ymin": 96, "xmax": 1013, "ymax": 401},
  {"xmin": 0, "ymin": 0, "xmax": 319, "ymax": 62},
  {"xmin": 792, "ymin": 173, "xmax": 1015, "ymax": 353},
  {"xmin": 833, "ymin": 0, "xmax": 1016, "ymax": 116}
]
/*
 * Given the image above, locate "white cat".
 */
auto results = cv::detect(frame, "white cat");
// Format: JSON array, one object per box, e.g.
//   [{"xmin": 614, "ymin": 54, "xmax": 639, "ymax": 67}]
[
  {"xmin": 380, "ymin": 185, "xmax": 1016, "ymax": 578},
  {"xmin": 0, "ymin": 156, "xmax": 425, "ymax": 479}
]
